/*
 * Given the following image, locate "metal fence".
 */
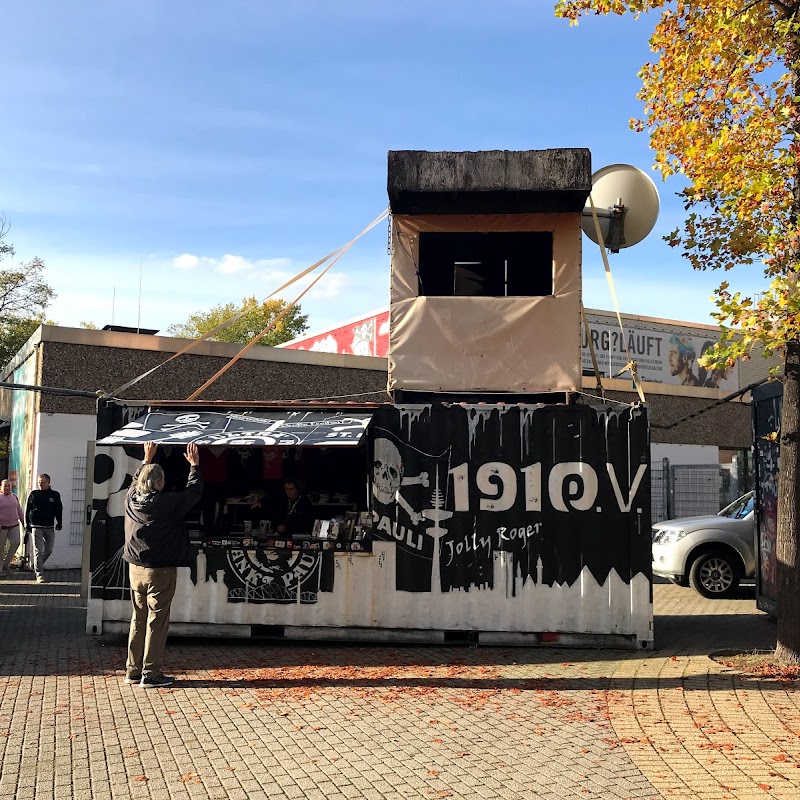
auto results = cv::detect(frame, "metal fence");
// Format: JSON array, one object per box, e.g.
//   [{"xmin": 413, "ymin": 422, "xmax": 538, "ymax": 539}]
[
  {"xmin": 651, "ymin": 459, "xmax": 753, "ymax": 523},
  {"xmin": 71, "ymin": 456, "xmax": 87, "ymax": 545}
]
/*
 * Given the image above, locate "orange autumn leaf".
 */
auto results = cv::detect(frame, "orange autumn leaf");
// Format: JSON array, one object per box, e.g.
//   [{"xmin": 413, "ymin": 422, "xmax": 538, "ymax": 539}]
[
  {"xmin": 758, "ymin": 785, "xmax": 771, "ymax": 791},
  {"xmin": 602, "ymin": 738, "xmax": 620, "ymax": 749},
  {"xmin": 132, "ymin": 776, "xmax": 148, "ymax": 782}
]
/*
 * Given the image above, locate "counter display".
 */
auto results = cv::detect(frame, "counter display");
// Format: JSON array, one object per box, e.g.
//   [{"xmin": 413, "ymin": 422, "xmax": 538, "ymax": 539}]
[
  {"xmin": 191, "ymin": 538, "xmax": 372, "ymax": 553},
  {"xmin": 88, "ymin": 401, "xmax": 653, "ymax": 647}
]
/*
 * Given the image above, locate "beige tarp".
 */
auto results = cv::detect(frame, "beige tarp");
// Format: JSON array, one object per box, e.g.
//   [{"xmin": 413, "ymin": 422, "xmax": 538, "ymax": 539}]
[{"xmin": 389, "ymin": 214, "xmax": 582, "ymax": 393}]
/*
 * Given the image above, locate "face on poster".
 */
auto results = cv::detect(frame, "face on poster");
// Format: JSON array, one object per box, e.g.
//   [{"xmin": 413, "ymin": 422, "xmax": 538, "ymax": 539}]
[{"xmin": 581, "ymin": 320, "xmax": 739, "ymax": 390}]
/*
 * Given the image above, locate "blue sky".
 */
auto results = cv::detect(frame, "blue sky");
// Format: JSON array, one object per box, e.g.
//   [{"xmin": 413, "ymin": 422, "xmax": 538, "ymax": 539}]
[{"xmin": 1, "ymin": 1, "xmax": 764, "ymax": 335}]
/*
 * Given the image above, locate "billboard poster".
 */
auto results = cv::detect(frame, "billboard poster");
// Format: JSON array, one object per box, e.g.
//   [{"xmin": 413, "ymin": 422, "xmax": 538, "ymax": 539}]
[
  {"xmin": 282, "ymin": 310, "xmax": 389, "ymax": 357},
  {"xmin": 581, "ymin": 317, "xmax": 740, "ymax": 390},
  {"xmin": 285, "ymin": 308, "xmax": 739, "ymax": 391}
]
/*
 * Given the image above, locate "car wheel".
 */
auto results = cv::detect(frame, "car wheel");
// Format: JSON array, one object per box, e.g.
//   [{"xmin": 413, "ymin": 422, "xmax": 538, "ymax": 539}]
[{"xmin": 688, "ymin": 550, "xmax": 741, "ymax": 599}]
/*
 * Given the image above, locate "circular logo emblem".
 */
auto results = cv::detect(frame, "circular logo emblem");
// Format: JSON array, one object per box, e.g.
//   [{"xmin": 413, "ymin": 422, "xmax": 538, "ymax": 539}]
[{"xmin": 227, "ymin": 548, "xmax": 320, "ymax": 601}]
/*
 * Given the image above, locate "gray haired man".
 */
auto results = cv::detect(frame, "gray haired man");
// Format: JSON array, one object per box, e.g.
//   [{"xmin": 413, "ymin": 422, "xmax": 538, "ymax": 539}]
[{"xmin": 123, "ymin": 442, "xmax": 203, "ymax": 689}]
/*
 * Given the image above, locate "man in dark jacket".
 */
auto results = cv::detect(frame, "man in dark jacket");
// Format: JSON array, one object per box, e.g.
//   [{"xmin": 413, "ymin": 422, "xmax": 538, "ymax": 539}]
[
  {"xmin": 25, "ymin": 474, "xmax": 63, "ymax": 584},
  {"xmin": 275, "ymin": 478, "xmax": 315, "ymax": 537},
  {"xmin": 124, "ymin": 441, "xmax": 203, "ymax": 689}
]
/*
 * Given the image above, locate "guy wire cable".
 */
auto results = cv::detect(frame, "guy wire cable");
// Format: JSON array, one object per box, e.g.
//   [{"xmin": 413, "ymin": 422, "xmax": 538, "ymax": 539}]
[
  {"xmin": 110, "ymin": 208, "xmax": 389, "ymax": 397},
  {"xmin": 588, "ymin": 194, "xmax": 646, "ymax": 404},
  {"xmin": 184, "ymin": 209, "xmax": 389, "ymax": 400}
]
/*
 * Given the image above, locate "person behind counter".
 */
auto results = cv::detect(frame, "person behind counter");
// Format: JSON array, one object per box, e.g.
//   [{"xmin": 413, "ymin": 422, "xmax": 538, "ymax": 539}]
[
  {"xmin": 275, "ymin": 477, "xmax": 314, "ymax": 536},
  {"xmin": 123, "ymin": 441, "xmax": 203, "ymax": 689}
]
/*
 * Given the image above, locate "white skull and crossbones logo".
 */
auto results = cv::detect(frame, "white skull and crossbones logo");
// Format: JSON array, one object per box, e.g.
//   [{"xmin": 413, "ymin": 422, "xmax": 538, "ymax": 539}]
[{"xmin": 372, "ymin": 437, "xmax": 429, "ymax": 524}]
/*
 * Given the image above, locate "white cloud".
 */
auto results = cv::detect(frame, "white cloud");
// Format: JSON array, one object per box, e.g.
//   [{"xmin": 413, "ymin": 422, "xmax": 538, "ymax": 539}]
[
  {"xmin": 170, "ymin": 253, "xmax": 294, "ymax": 277},
  {"xmin": 217, "ymin": 254, "xmax": 252, "ymax": 274},
  {"xmin": 173, "ymin": 253, "xmax": 200, "ymax": 269}
]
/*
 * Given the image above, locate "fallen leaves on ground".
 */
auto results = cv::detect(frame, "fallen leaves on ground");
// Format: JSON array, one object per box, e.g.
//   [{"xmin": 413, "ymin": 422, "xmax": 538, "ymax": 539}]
[
  {"xmin": 714, "ymin": 651, "xmax": 800, "ymax": 681},
  {"xmin": 207, "ymin": 663, "xmax": 512, "ymax": 710}
]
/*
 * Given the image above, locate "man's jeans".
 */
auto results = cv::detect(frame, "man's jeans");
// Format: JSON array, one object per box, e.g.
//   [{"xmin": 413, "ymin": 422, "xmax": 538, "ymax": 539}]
[
  {"xmin": 127, "ymin": 564, "xmax": 178, "ymax": 679},
  {"xmin": 32, "ymin": 526, "xmax": 56, "ymax": 578}
]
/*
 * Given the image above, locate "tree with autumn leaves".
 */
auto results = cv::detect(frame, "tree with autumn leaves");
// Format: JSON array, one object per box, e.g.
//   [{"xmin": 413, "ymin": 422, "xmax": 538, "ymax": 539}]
[
  {"xmin": 167, "ymin": 296, "xmax": 308, "ymax": 347},
  {"xmin": 554, "ymin": 0, "xmax": 800, "ymax": 663}
]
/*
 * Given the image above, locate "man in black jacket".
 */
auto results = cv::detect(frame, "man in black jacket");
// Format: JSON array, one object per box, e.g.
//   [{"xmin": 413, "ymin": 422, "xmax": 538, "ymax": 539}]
[
  {"xmin": 275, "ymin": 478, "xmax": 315, "ymax": 537},
  {"xmin": 124, "ymin": 441, "xmax": 203, "ymax": 689},
  {"xmin": 25, "ymin": 474, "xmax": 63, "ymax": 584}
]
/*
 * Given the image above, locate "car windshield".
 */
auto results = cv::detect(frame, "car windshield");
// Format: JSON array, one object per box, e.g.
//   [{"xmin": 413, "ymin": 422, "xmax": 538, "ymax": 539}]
[{"xmin": 717, "ymin": 492, "xmax": 755, "ymax": 519}]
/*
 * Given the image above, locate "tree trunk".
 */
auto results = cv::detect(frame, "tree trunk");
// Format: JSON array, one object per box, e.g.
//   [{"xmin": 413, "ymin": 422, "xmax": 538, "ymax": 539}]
[
  {"xmin": 775, "ymin": 16, "xmax": 800, "ymax": 664},
  {"xmin": 775, "ymin": 339, "xmax": 800, "ymax": 665}
]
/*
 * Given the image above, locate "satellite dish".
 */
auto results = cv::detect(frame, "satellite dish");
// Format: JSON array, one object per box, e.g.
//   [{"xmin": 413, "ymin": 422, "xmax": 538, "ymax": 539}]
[{"xmin": 582, "ymin": 164, "xmax": 660, "ymax": 252}]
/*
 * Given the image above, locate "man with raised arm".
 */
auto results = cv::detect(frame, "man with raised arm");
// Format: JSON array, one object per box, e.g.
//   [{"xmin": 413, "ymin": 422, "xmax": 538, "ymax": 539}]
[{"xmin": 123, "ymin": 442, "xmax": 203, "ymax": 689}]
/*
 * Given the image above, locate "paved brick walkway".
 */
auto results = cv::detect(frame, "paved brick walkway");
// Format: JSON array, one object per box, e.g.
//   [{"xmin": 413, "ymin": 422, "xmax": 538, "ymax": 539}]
[{"xmin": 0, "ymin": 570, "xmax": 795, "ymax": 800}]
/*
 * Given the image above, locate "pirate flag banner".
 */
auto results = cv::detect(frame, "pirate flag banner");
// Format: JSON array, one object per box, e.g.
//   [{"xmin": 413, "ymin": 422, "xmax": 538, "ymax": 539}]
[{"xmin": 368, "ymin": 403, "xmax": 650, "ymax": 595}]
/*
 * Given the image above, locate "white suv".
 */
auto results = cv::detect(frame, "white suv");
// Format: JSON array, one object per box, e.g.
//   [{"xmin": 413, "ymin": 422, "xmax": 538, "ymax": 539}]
[{"xmin": 651, "ymin": 492, "xmax": 756, "ymax": 599}]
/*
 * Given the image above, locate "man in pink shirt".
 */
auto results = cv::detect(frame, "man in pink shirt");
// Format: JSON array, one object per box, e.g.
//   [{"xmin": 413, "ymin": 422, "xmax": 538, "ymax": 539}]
[{"xmin": 0, "ymin": 479, "xmax": 25, "ymax": 575}]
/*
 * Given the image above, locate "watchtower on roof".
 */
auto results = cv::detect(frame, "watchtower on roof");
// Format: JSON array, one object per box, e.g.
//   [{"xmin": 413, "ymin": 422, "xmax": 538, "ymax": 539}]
[{"xmin": 386, "ymin": 149, "xmax": 591, "ymax": 400}]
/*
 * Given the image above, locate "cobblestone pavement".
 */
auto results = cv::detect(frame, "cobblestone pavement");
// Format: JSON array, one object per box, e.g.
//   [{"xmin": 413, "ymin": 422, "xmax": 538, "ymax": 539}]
[{"xmin": 0, "ymin": 570, "xmax": 795, "ymax": 800}]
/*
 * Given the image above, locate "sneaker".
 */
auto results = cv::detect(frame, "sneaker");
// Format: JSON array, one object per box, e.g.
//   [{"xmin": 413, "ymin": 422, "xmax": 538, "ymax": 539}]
[
  {"xmin": 124, "ymin": 673, "xmax": 142, "ymax": 685},
  {"xmin": 139, "ymin": 674, "xmax": 174, "ymax": 689},
  {"xmin": 35, "ymin": 576, "xmax": 46, "ymax": 584}
]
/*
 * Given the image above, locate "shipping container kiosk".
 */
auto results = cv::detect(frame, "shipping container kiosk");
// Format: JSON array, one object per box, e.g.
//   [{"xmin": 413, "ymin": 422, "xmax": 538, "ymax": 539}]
[{"xmin": 87, "ymin": 149, "xmax": 654, "ymax": 647}]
